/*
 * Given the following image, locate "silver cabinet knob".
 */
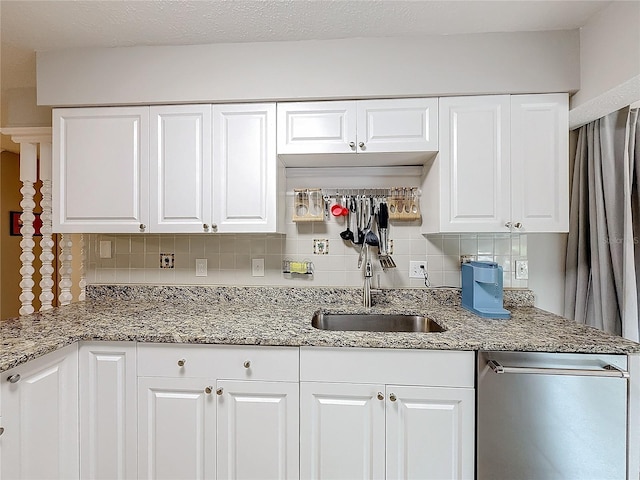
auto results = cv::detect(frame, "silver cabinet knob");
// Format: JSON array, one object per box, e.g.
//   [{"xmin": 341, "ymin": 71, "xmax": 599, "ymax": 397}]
[
  {"xmin": 203, "ymin": 224, "xmax": 209, "ymax": 231},
  {"xmin": 359, "ymin": 142, "xmax": 365, "ymax": 149},
  {"xmin": 0, "ymin": 427, "xmax": 4, "ymax": 436},
  {"xmin": 349, "ymin": 142, "xmax": 356, "ymax": 150},
  {"xmin": 243, "ymin": 360, "xmax": 251, "ymax": 369},
  {"xmin": 216, "ymin": 387, "xmax": 224, "ymax": 396},
  {"xmin": 7, "ymin": 374, "xmax": 20, "ymax": 383},
  {"xmin": 139, "ymin": 224, "xmax": 146, "ymax": 232},
  {"xmin": 505, "ymin": 222, "xmax": 512, "ymax": 228},
  {"xmin": 177, "ymin": 358, "xmax": 186, "ymax": 367},
  {"xmin": 377, "ymin": 392, "xmax": 384, "ymax": 401},
  {"xmin": 514, "ymin": 222, "xmax": 522, "ymax": 229},
  {"xmin": 389, "ymin": 393, "xmax": 397, "ymax": 402},
  {"xmin": 205, "ymin": 386, "xmax": 213, "ymax": 394},
  {"xmin": 211, "ymin": 224, "xmax": 218, "ymax": 232}
]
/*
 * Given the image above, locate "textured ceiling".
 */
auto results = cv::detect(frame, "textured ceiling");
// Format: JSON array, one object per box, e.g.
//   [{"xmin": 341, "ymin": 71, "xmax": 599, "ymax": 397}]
[{"xmin": 0, "ymin": 0, "xmax": 611, "ymax": 91}]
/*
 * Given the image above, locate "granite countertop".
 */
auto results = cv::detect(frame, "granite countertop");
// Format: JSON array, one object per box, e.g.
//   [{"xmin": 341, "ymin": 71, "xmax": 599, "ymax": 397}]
[{"xmin": 1, "ymin": 285, "xmax": 639, "ymax": 372}]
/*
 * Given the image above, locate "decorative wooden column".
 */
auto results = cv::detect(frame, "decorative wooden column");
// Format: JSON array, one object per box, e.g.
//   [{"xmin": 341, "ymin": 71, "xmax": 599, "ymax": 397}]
[
  {"xmin": 18, "ymin": 142, "xmax": 38, "ymax": 315},
  {"xmin": 1, "ymin": 127, "xmax": 54, "ymax": 315},
  {"xmin": 38, "ymin": 141, "xmax": 55, "ymax": 310}
]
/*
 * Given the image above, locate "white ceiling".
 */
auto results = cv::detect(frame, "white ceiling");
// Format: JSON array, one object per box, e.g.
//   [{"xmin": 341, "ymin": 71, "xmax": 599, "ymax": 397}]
[{"xmin": 1, "ymin": 0, "xmax": 611, "ymax": 91}]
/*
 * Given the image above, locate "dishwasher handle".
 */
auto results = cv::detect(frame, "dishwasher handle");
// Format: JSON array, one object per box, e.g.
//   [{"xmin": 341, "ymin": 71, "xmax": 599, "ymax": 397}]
[{"xmin": 487, "ymin": 359, "xmax": 629, "ymax": 378}]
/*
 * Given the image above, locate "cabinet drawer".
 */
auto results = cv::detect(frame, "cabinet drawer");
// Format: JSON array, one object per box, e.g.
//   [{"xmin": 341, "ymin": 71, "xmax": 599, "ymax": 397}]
[
  {"xmin": 137, "ymin": 343, "xmax": 299, "ymax": 382},
  {"xmin": 300, "ymin": 347, "xmax": 474, "ymax": 387}
]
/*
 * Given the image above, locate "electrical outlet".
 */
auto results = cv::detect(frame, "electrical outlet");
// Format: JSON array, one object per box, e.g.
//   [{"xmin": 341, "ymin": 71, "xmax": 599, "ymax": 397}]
[
  {"xmin": 515, "ymin": 260, "xmax": 529, "ymax": 280},
  {"xmin": 160, "ymin": 253, "xmax": 174, "ymax": 269},
  {"xmin": 409, "ymin": 260, "xmax": 427, "ymax": 279},
  {"xmin": 99, "ymin": 240, "xmax": 112, "ymax": 259},
  {"xmin": 195, "ymin": 259, "xmax": 207, "ymax": 277},
  {"xmin": 252, "ymin": 258, "xmax": 265, "ymax": 277}
]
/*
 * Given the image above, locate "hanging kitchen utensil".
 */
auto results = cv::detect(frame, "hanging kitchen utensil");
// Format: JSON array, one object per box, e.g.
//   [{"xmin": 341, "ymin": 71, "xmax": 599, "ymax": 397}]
[
  {"xmin": 339, "ymin": 198, "xmax": 355, "ymax": 242},
  {"xmin": 377, "ymin": 202, "xmax": 396, "ymax": 269}
]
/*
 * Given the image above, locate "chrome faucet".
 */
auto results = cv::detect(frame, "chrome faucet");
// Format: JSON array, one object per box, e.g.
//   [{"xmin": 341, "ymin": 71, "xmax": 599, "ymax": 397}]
[{"xmin": 362, "ymin": 248, "xmax": 382, "ymax": 308}]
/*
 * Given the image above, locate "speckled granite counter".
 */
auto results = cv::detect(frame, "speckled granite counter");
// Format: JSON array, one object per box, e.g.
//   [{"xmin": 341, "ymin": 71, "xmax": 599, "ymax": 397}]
[{"xmin": 1, "ymin": 285, "xmax": 639, "ymax": 372}]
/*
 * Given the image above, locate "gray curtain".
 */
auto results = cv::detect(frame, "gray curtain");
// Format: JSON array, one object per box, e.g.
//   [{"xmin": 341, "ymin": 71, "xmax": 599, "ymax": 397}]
[{"xmin": 564, "ymin": 107, "xmax": 640, "ymax": 341}]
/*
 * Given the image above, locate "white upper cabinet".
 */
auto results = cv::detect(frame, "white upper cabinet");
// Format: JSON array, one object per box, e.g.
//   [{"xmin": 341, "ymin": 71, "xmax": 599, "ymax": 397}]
[
  {"xmin": 213, "ymin": 103, "xmax": 283, "ymax": 233},
  {"xmin": 422, "ymin": 93, "xmax": 568, "ymax": 233},
  {"xmin": 277, "ymin": 98, "xmax": 438, "ymax": 163},
  {"xmin": 53, "ymin": 103, "xmax": 283, "ymax": 234},
  {"xmin": 53, "ymin": 107, "xmax": 150, "ymax": 233},
  {"xmin": 511, "ymin": 94, "xmax": 569, "ymax": 232},
  {"xmin": 277, "ymin": 101, "xmax": 357, "ymax": 154},
  {"xmin": 150, "ymin": 105, "xmax": 213, "ymax": 233}
]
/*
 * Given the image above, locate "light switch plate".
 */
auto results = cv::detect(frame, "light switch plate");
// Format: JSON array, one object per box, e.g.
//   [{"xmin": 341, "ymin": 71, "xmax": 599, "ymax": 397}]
[
  {"xmin": 195, "ymin": 259, "xmax": 207, "ymax": 277},
  {"xmin": 99, "ymin": 240, "xmax": 112, "ymax": 259}
]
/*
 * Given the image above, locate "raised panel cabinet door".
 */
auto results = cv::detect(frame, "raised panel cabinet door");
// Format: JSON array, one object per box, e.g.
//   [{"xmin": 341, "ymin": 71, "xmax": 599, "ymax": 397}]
[
  {"xmin": 300, "ymin": 382, "xmax": 385, "ymax": 480},
  {"xmin": 277, "ymin": 101, "xmax": 357, "ymax": 154},
  {"xmin": 510, "ymin": 94, "xmax": 569, "ymax": 232},
  {"xmin": 216, "ymin": 380, "xmax": 299, "ymax": 480},
  {"xmin": 150, "ymin": 105, "xmax": 213, "ymax": 233},
  {"xmin": 137, "ymin": 377, "xmax": 215, "ymax": 480},
  {"xmin": 1, "ymin": 343, "xmax": 79, "ymax": 480},
  {"xmin": 213, "ymin": 103, "xmax": 281, "ymax": 233},
  {"xmin": 386, "ymin": 385, "xmax": 475, "ymax": 480},
  {"xmin": 53, "ymin": 107, "xmax": 150, "ymax": 233},
  {"xmin": 79, "ymin": 342, "xmax": 137, "ymax": 480},
  {"xmin": 356, "ymin": 98, "xmax": 438, "ymax": 153},
  {"xmin": 438, "ymin": 96, "xmax": 511, "ymax": 232}
]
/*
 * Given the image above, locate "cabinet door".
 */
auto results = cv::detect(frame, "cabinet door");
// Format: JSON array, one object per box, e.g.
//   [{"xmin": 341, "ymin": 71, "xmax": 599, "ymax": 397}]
[
  {"xmin": 213, "ymin": 103, "xmax": 281, "ymax": 233},
  {"xmin": 386, "ymin": 385, "xmax": 475, "ymax": 480},
  {"xmin": 1, "ymin": 344, "xmax": 79, "ymax": 480},
  {"xmin": 511, "ymin": 94, "xmax": 569, "ymax": 232},
  {"xmin": 138, "ymin": 377, "xmax": 215, "ymax": 480},
  {"xmin": 79, "ymin": 342, "xmax": 137, "ymax": 480},
  {"xmin": 300, "ymin": 382, "xmax": 385, "ymax": 480},
  {"xmin": 438, "ymin": 96, "xmax": 511, "ymax": 232},
  {"xmin": 150, "ymin": 105, "xmax": 213, "ymax": 233},
  {"xmin": 277, "ymin": 101, "xmax": 357, "ymax": 154},
  {"xmin": 356, "ymin": 98, "xmax": 438, "ymax": 153},
  {"xmin": 217, "ymin": 380, "xmax": 299, "ymax": 480},
  {"xmin": 53, "ymin": 107, "xmax": 150, "ymax": 233}
]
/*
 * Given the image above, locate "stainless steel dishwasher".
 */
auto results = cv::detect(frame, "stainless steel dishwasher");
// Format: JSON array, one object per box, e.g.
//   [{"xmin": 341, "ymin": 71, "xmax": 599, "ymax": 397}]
[{"xmin": 477, "ymin": 351, "xmax": 629, "ymax": 480}]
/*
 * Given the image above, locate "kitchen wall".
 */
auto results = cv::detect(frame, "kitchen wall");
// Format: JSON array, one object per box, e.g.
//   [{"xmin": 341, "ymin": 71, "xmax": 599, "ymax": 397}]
[{"xmin": 86, "ymin": 195, "xmax": 528, "ymax": 290}]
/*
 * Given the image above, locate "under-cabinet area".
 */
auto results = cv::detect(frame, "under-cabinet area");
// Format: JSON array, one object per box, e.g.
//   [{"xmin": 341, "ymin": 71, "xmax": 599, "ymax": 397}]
[{"xmin": 0, "ymin": 342, "xmax": 475, "ymax": 480}]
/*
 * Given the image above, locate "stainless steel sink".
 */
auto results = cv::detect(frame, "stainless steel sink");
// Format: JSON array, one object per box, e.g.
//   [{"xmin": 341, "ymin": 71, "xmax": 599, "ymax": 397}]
[{"xmin": 311, "ymin": 312, "xmax": 445, "ymax": 333}]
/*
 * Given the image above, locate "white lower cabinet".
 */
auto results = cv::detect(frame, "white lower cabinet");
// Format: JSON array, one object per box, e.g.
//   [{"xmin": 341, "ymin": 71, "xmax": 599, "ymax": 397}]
[
  {"xmin": 138, "ymin": 376, "xmax": 216, "ymax": 480},
  {"xmin": 217, "ymin": 380, "xmax": 299, "ymax": 480},
  {"xmin": 0, "ymin": 344, "xmax": 79, "ymax": 479},
  {"xmin": 300, "ymin": 347, "xmax": 475, "ymax": 480},
  {"xmin": 79, "ymin": 342, "xmax": 137, "ymax": 480}
]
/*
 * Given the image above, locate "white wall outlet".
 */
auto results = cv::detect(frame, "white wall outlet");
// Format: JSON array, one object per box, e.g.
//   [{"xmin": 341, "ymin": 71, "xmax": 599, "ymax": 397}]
[
  {"xmin": 195, "ymin": 259, "xmax": 207, "ymax": 277},
  {"xmin": 515, "ymin": 260, "xmax": 529, "ymax": 280},
  {"xmin": 99, "ymin": 240, "xmax": 112, "ymax": 259},
  {"xmin": 409, "ymin": 260, "xmax": 427, "ymax": 279},
  {"xmin": 252, "ymin": 258, "xmax": 265, "ymax": 277}
]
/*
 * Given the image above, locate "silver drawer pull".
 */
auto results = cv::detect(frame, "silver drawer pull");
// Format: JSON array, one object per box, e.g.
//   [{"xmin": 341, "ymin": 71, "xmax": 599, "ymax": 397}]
[
  {"xmin": 177, "ymin": 359, "xmax": 186, "ymax": 367},
  {"xmin": 389, "ymin": 393, "xmax": 397, "ymax": 402},
  {"xmin": 377, "ymin": 392, "xmax": 384, "ymax": 401},
  {"xmin": 243, "ymin": 360, "xmax": 251, "ymax": 369},
  {"xmin": 7, "ymin": 374, "xmax": 20, "ymax": 383},
  {"xmin": 205, "ymin": 386, "xmax": 213, "ymax": 394},
  {"xmin": 216, "ymin": 387, "xmax": 223, "ymax": 396},
  {"xmin": 0, "ymin": 427, "xmax": 4, "ymax": 436},
  {"xmin": 487, "ymin": 359, "xmax": 629, "ymax": 378}
]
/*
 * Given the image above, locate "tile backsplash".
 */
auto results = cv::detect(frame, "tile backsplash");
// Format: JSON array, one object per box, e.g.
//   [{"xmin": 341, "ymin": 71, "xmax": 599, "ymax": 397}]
[{"xmin": 86, "ymin": 199, "xmax": 528, "ymax": 289}]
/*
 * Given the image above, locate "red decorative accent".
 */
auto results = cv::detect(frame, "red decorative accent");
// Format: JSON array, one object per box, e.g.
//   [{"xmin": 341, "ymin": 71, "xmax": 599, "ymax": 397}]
[{"xmin": 10, "ymin": 211, "xmax": 42, "ymax": 236}]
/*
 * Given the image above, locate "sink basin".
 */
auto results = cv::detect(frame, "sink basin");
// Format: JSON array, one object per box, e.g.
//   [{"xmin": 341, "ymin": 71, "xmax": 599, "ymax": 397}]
[{"xmin": 311, "ymin": 312, "xmax": 445, "ymax": 333}]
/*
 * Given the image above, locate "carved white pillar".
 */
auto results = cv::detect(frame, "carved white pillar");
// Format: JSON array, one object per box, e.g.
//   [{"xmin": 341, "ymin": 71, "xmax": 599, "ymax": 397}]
[
  {"xmin": 18, "ymin": 143, "xmax": 38, "ymax": 315},
  {"xmin": 79, "ymin": 234, "xmax": 87, "ymax": 301},
  {"xmin": 38, "ymin": 142, "xmax": 55, "ymax": 311},
  {"xmin": 59, "ymin": 234, "xmax": 74, "ymax": 306}
]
